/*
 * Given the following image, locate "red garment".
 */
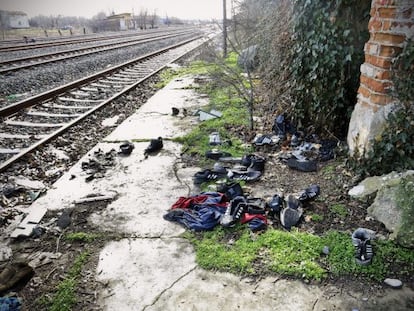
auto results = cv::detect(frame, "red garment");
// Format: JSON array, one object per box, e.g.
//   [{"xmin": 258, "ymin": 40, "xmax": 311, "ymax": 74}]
[
  {"xmin": 171, "ymin": 193, "xmax": 227, "ymax": 210},
  {"xmin": 241, "ymin": 213, "xmax": 267, "ymax": 224}
]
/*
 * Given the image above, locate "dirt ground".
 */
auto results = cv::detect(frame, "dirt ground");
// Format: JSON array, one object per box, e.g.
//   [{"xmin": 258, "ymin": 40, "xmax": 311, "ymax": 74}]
[
  {"xmin": 1, "ymin": 73, "xmax": 413, "ymax": 310},
  {"xmin": 3, "ymin": 150, "xmax": 410, "ymax": 311}
]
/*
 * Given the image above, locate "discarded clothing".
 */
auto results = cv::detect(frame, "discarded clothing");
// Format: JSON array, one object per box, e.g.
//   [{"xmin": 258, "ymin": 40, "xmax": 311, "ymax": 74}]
[{"xmin": 164, "ymin": 192, "xmax": 227, "ymax": 231}]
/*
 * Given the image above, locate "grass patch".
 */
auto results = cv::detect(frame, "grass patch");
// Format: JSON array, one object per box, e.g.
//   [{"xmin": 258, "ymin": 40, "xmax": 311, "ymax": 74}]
[
  {"xmin": 329, "ymin": 203, "xmax": 348, "ymax": 219},
  {"xmin": 65, "ymin": 232, "xmax": 100, "ymax": 243},
  {"xmin": 187, "ymin": 227, "xmax": 414, "ymax": 282},
  {"xmin": 48, "ymin": 251, "xmax": 90, "ymax": 311},
  {"xmin": 310, "ymin": 213, "xmax": 324, "ymax": 222}
]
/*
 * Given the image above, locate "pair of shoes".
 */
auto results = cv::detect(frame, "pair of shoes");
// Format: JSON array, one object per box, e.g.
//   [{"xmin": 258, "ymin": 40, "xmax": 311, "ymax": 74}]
[
  {"xmin": 352, "ymin": 228, "xmax": 374, "ymax": 265},
  {"xmin": 280, "ymin": 195, "xmax": 303, "ymax": 230},
  {"xmin": 216, "ymin": 181, "xmax": 243, "ymax": 200},
  {"xmin": 298, "ymin": 184, "xmax": 320, "ymax": 202},
  {"xmin": 220, "ymin": 196, "xmax": 247, "ymax": 227},
  {"xmin": 287, "ymin": 157, "xmax": 317, "ymax": 172}
]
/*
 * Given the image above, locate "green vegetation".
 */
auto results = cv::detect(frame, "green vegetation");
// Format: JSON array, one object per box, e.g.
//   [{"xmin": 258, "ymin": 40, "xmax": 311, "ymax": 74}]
[
  {"xmin": 65, "ymin": 232, "xmax": 100, "ymax": 243},
  {"xmin": 329, "ymin": 204, "xmax": 348, "ymax": 219},
  {"xmin": 310, "ymin": 213, "xmax": 324, "ymax": 222},
  {"xmin": 174, "ymin": 54, "xmax": 253, "ymax": 159},
  {"xmin": 395, "ymin": 176, "xmax": 414, "ymax": 248},
  {"xmin": 187, "ymin": 228, "xmax": 414, "ymax": 282},
  {"xmin": 48, "ymin": 251, "xmax": 90, "ymax": 311},
  {"xmin": 174, "ymin": 50, "xmax": 414, "ymax": 283}
]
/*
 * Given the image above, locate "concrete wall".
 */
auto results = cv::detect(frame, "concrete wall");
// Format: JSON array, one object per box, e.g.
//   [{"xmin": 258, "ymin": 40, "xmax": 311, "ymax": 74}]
[{"xmin": 347, "ymin": 0, "xmax": 414, "ymax": 155}]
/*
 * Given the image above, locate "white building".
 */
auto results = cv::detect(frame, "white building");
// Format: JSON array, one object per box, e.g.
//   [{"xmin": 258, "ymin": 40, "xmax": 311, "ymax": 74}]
[{"xmin": 0, "ymin": 10, "xmax": 30, "ymax": 29}]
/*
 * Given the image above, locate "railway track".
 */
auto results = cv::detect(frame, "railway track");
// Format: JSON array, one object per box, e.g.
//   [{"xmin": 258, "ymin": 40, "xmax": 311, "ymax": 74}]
[
  {"xmin": 0, "ymin": 34, "xmax": 209, "ymax": 173},
  {"xmin": 0, "ymin": 26, "xmax": 190, "ymax": 52},
  {"xmin": 0, "ymin": 29, "xmax": 196, "ymax": 74}
]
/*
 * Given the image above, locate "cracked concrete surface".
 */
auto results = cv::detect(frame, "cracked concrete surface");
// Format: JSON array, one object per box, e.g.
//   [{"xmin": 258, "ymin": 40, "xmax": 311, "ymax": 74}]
[{"xmin": 25, "ymin": 76, "xmax": 414, "ymax": 310}]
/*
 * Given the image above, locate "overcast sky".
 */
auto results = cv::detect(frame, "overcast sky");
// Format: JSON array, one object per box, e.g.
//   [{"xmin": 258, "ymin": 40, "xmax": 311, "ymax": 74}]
[{"xmin": 0, "ymin": 0, "xmax": 226, "ymax": 20}]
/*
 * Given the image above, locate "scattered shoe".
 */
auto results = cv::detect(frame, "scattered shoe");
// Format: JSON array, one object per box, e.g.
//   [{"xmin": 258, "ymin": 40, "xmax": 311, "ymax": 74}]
[
  {"xmin": 248, "ymin": 217, "xmax": 267, "ymax": 232},
  {"xmin": 240, "ymin": 154, "xmax": 266, "ymax": 172},
  {"xmin": 119, "ymin": 141, "xmax": 135, "ymax": 155},
  {"xmin": 280, "ymin": 195, "xmax": 303, "ymax": 230},
  {"xmin": 193, "ymin": 169, "xmax": 228, "ymax": 185},
  {"xmin": 287, "ymin": 157, "xmax": 317, "ymax": 172},
  {"xmin": 144, "ymin": 137, "xmax": 163, "ymax": 158},
  {"xmin": 298, "ymin": 184, "xmax": 320, "ymax": 202},
  {"xmin": 352, "ymin": 228, "xmax": 374, "ymax": 265},
  {"xmin": 205, "ymin": 149, "xmax": 232, "ymax": 160},
  {"xmin": 172, "ymin": 107, "xmax": 179, "ymax": 116},
  {"xmin": 209, "ymin": 132, "xmax": 221, "ymax": 146},
  {"xmin": 268, "ymin": 194, "xmax": 283, "ymax": 217},
  {"xmin": 227, "ymin": 170, "xmax": 261, "ymax": 182},
  {"xmin": 220, "ymin": 196, "xmax": 247, "ymax": 227},
  {"xmin": 253, "ymin": 135, "xmax": 273, "ymax": 146},
  {"xmin": 244, "ymin": 198, "xmax": 267, "ymax": 214},
  {"xmin": 216, "ymin": 181, "xmax": 243, "ymax": 200}
]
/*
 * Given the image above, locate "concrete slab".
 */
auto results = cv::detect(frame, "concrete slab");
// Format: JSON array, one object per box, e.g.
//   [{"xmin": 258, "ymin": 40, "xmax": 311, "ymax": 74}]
[
  {"xmin": 96, "ymin": 238, "xmax": 197, "ymax": 311},
  {"xmin": 105, "ymin": 77, "xmax": 207, "ymax": 142}
]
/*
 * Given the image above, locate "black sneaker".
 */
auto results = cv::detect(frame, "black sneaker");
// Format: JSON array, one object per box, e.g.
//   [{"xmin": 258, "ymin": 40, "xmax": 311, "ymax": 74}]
[
  {"xmin": 287, "ymin": 157, "xmax": 317, "ymax": 172},
  {"xmin": 268, "ymin": 194, "xmax": 283, "ymax": 216},
  {"xmin": 216, "ymin": 182, "xmax": 243, "ymax": 200},
  {"xmin": 298, "ymin": 184, "xmax": 320, "ymax": 202},
  {"xmin": 352, "ymin": 228, "xmax": 374, "ymax": 265},
  {"xmin": 193, "ymin": 169, "xmax": 228, "ymax": 185},
  {"xmin": 220, "ymin": 196, "xmax": 246, "ymax": 227}
]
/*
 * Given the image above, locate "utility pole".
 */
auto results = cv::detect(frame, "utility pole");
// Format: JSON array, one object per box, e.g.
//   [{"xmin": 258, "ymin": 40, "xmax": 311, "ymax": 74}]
[{"xmin": 223, "ymin": 0, "xmax": 227, "ymax": 58}]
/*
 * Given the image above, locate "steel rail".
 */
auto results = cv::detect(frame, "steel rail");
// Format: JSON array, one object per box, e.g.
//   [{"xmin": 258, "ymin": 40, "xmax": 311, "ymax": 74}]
[
  {"xmin": 0, "ymin": 30, "xmax": 196, "ymax": 74},
  {"xmin": 0, "ymin": 27, "xmax": 195, "ymax": 52},
  {"xmin": 0, "ymin": 34, "xmax": 206, "ymax": 173}
]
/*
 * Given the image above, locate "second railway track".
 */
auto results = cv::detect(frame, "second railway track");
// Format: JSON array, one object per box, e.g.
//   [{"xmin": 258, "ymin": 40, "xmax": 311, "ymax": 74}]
[
  {"xmin": 0, "ymin": 33, "xmax": 211, "ymax": 173},
  {"xmin": 0, "ymin": 29, "xmax": 197, "ymax": 74}
]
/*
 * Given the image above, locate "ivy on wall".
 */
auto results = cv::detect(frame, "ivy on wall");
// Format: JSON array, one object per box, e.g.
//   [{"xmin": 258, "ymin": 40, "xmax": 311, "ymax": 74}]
[{"xmin": 290, "ymin": 0, "xmax": 369, "ymax": 138}]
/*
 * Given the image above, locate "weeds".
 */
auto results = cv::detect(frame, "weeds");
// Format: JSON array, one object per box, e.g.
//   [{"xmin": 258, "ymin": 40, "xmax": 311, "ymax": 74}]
[
  {"xmin": 65, "ymin": 232, "xmax": 100, "ymax": 243},
  {"xmin": 329, "ymin": 204, "xmax": 348, "ymax": 219},
  {"xmin": 48, "ymin": 251, "xmax": 90, "ymax": 311}
]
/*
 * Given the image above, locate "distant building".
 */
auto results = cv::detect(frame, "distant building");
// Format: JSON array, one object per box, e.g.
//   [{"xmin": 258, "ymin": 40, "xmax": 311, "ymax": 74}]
[
  {"xmin": 0, "ymin": 10, "xmax": 30, "ymax": 29},
  {"xmin": 103, "ymin": 13, "xmax": 134, "ymax": 31}
]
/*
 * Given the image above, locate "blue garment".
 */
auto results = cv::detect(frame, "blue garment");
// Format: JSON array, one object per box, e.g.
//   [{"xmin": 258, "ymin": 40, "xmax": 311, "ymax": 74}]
[
  {"xmin": 0, "ymin": 297, "xmax": 21, "ymax": 311},
  {"xmin": 164, "ymin": 192, "xmax": 227, "ymax": 231}
]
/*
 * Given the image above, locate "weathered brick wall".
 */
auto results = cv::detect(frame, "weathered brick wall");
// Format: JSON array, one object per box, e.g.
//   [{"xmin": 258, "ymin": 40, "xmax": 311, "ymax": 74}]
[{"xmin": 347, "ymin": 0, "xmax": 414, "ymax": 155}]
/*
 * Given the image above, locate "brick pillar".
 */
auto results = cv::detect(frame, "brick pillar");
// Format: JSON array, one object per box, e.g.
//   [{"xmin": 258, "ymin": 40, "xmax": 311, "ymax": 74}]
[{"xmin": 347, "ymin": 0, "xmax": 414, "ymax": 155}]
